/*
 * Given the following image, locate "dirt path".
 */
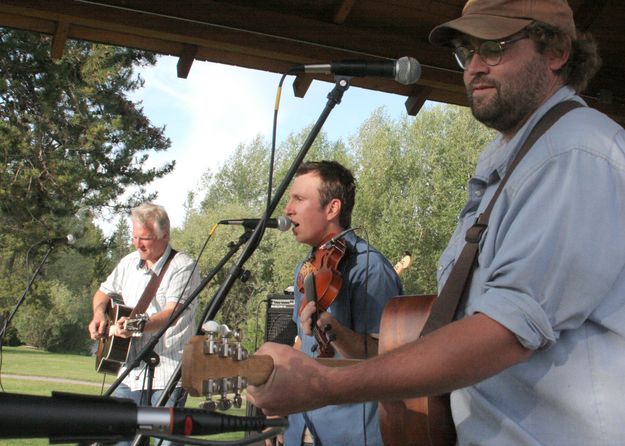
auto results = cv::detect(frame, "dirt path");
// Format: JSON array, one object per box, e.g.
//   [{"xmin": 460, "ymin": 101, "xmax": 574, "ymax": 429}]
[{"xmin": 1, "ymin": 373, "xmax": 104, "ymax": 387}]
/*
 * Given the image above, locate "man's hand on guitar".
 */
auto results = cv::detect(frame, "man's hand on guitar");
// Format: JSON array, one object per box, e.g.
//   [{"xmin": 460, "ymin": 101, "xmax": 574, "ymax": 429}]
[
  {"xmin": 247, "ymin": 342, "xmax": 332, "ymax": 416},
  {"xmin": 109, "ymin": 316, "xmax": 133, "ymax": 338},
  {"xmin": 88, "ymin": 314, "xmax": 107, "ymax": 340},
  {"xmin": 89, "ymin": 290, "xmax": 111, "ymax": 340},
  {"xmin": 109, "ymin": 314, "xmax": 149, "ymax": 338}
]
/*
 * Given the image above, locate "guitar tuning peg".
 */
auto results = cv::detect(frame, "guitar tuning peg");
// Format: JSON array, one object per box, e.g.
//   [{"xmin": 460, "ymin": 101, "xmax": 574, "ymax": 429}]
[
  {"xmin": 233, "ymin": 394, "xmax": 243, "ymax": 408},
  {"xmin": 217, "ymin": 397, "xmax": 232, "ymax": 411},
  {"xmin": 201, "ymin": 320, "xmax": 221, "ymax": 334},
  {"xmin": 199, "ymin": 399, "xmax": 218, "ymax": 412},
  {"xmin": 219, "ymin": 324, "xmax": 232, "ymax": 338}
]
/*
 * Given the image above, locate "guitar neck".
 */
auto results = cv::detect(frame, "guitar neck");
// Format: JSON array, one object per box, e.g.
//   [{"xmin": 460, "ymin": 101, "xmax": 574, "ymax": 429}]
[
  {"xmin": 231, "ymin": 355, "xmax": 359, "ymax": 386},
  {"xmin": 181, "ymin": 336, "xmax": 359, "ymax": 396}
]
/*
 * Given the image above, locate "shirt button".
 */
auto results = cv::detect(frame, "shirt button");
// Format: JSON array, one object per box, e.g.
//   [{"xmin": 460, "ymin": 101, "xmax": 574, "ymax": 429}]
[{"xmin": 474, "ymin": 190, "xmax": 483, "ymax": 197}]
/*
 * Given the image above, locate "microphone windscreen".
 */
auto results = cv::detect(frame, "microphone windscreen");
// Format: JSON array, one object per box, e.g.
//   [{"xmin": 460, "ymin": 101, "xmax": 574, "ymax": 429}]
[
  {"xmin": 276, "ymin": 216, "xmax": 292, "ymax": 231},
  {"xmin": 395, "ymin": 57, "xmax": 421, "ymax": 85}
]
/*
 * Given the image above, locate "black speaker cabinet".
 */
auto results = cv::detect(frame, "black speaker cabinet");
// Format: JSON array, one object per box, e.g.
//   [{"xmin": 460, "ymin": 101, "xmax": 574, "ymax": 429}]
[
  {"xmin": 265, "ymin": 293, "xmax": 297, "ymax": 345},
  {"xmin": 245, "ymin": 293, "xmax": 297, "ymax": 443}
]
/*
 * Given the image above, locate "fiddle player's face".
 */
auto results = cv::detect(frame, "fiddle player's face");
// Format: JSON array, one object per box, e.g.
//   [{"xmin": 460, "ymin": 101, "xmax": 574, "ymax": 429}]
[
  {"xmin": 132, "ymin": 221, "xmax": 169, "ymax": 267},
  {"xmin": 284, "ymin": 172, "xmax": 338, "ymax": 247}
]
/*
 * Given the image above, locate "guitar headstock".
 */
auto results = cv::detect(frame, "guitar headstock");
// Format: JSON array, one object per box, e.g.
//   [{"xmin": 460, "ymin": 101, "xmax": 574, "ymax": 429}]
[
  {"xmin": 394, "ymin": 251, "xmax": 413, "ymax": 276},
  {"xmin": 181, "ymin": 325, "xmax": 273, "ymax": 411}
]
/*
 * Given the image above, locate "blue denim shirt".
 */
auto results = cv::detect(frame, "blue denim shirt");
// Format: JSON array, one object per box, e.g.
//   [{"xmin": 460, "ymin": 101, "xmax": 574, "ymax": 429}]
[
  {"xmin": 438, "ymin": 87, "xmax": 625, "ymax": 445},
  {"xmin": 286, "ymin": 231, "xmax": 403, "ymax": 446}
]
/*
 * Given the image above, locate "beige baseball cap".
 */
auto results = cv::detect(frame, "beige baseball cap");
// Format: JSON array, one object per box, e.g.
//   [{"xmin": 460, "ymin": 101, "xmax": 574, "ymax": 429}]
[{"xmin": 429, "ymin": 0, "xmax": 576, "ymax": 47}]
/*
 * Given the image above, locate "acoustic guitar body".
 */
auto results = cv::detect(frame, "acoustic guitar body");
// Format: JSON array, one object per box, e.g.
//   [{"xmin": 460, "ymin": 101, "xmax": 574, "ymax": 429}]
[
  {"xmin": 378, "ymin": 295, "xmax": 456, "ymax": 446},
  {"xmin": 95, "ymin": 301, "xmax": 133, "ymax": 374}
]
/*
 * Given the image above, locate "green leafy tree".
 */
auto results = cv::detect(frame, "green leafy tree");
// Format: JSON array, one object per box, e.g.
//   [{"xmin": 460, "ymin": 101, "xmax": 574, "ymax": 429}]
[
  {"xmin": 352, "ymin": 105, "xmax": 495, "ymax": 293},
  {"xmin": 4, "ymin": 212, "xmax": 110, "ymax": 352},
  {"xmin": 0, "ymin": 28, "xmax": 175, "ymax": 351},
  {"xmin": 13, "ymin": 279, "xmax": 93, "ymax": 353},
  {"xmin": 109, "ymin": 216, "xmax": 132, "ymax": 266},
  {"xmin": 0, "ymin": 28, "xmax": 173, "ymax": 248}
]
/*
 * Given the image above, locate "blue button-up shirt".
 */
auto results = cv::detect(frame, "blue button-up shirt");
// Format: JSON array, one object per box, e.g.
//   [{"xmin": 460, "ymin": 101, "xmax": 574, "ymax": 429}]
[
  {"xmin": 286, "ymin": 231, "xmax": 403, "ymax": 446},
  {"xmin": 438, "ymin": 87, "xmax": 625, "ymax": 445}
]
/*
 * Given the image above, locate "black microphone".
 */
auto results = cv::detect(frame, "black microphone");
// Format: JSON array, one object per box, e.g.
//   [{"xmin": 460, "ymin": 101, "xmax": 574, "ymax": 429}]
[
  {"xmin": 289, "ymin": 56, "xmax": 421, "ymax": 85},
  {"xmin": 219, "ymin": 216, "xmax": 292, "ymax": 231},
  {"xmin": 0, "ymin": 392, "xmax": 287, "ymax": 442}
]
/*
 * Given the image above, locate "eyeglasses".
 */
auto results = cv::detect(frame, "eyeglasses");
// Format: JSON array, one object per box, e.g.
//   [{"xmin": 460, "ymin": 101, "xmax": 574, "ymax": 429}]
[
  {"xmin": 132, "ymin": 236, "xmax": 158, "ymax": 242},
  {"xmin": 453, "ymin": 34, "xmax": 528, "ymax": 70}
]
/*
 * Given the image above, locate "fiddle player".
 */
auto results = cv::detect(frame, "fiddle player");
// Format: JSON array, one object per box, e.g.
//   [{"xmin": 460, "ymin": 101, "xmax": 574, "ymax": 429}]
[
  {"xmin": 276, "ymin": 160, "xmax": 402, "ymax": 446},
  {"xmin": 249, "ymin": 1, "xmax": 625, "ymax": 445}
]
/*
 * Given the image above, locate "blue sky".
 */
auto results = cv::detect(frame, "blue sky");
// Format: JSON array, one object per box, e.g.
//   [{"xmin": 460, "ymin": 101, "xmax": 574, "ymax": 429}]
[{"xmin": 99, "ymin": 55, "xmax": 420, "ymax": 233}]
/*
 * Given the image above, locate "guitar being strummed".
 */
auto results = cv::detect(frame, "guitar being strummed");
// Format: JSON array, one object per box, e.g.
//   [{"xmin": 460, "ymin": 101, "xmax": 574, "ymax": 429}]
[
  {"xmin": 182, "ymin": 294, "xmax": 451, "ymax": 446},
  {"xmin": 88, "ymin": 203, "xmax": 200, "ymax": 445},
  {"xmin": 94, "ymin": 297, "xmax": 150, "ymax": 374},
  {"xmin": 393, "ymin": 251, "xmax": 413, "ymax": 276}
]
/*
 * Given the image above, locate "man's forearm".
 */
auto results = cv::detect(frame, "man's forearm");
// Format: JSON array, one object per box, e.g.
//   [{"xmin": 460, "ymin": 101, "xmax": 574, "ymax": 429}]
[
  {"xmin": 92, "ymin": 290, "xmax": 110, "ymax": 315},
  {"xmin": 330, "ymin": 322, "xmax": 379, "ymax": 359}
]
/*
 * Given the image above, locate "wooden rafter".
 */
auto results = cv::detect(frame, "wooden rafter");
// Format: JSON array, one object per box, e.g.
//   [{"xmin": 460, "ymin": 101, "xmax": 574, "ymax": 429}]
[
  {"xmin": 333, "ymin": 0, "xmax": 357, "ymax": 25},
  {"xmin": 51, "ymin": 20, "xmax": 69, "ymax": 59},
  {"xmin": 0, "ymin": 0, "xmax": 623, "ymax": 125},
  {"xmin": 177, "ymin": 44, "xmax": 198, "ymax": 79}
]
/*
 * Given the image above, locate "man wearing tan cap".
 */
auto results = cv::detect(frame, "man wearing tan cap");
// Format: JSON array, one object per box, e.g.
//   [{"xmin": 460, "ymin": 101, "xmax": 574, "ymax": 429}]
[{"xmin": 248, "ymin": 1, "xmax": 625, "ymax": 444}]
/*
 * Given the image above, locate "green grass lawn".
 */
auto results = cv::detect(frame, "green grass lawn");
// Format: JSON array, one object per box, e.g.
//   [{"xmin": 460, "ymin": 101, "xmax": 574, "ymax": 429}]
[
  {"xmin": 0, "ymin": 346, "xmax": 259, "ymax": 446},
  {"xmin": 0, "ymin": 346, "xmax": 114, "ymax": 383}
]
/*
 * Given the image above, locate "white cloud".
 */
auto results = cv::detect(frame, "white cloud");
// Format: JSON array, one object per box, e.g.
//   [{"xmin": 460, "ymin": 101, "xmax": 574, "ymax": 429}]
[{"xmin": 98, "ymin": 57, "xmax": 282, "ymax": 233}]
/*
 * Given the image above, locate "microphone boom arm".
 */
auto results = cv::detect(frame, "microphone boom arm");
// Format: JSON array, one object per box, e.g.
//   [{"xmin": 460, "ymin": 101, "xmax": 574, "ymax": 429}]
[{"xmin": 0, "ymin": 245, "xmax": 54, "ymax": 344}]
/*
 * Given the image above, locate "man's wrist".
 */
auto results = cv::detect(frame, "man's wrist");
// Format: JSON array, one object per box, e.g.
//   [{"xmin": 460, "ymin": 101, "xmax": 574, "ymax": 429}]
[
  {"xmin": 139, "ymin": 316, "xmax": 149, "ymax": 333},
  {"xmin": 93, "ymin": 307, "xmax": 107, "ymax": 318},
  {"xmin": 136, "ymin": 314, "xmax": 150, "ymax": 336}
]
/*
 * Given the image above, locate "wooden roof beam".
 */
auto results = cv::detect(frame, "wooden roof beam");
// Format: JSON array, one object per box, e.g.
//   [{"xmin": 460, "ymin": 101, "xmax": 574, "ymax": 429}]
[
  {"xmin": 333, "ymin": 0, "xmax": 356, "ymax": 25},
  {"xmin": 292, "ymin": 74, "xmax": 314, "ymax": 98},
  {"xmin": 177, "ymin": 44, "xmax": 198, "ymax": 79},
  {"xmin": 51, "ymin": 20, "xmax": 69, "ymax": 59},
  {"xmin": 405, "ymin": 85, "xmax": 433, "ymax": 116}
]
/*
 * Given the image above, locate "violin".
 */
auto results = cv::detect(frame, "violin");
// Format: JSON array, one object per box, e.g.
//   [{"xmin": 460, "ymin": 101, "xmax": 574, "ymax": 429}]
[{"xmin": 297, "ymin": 234, "xmax": 348, "ymax": 357}]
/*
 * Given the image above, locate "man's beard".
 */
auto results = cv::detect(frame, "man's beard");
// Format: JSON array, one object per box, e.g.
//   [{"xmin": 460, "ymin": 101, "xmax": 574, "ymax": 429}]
[{"xmin": 467, "ymin": 54, "xmax": 550, "ymax": 134}]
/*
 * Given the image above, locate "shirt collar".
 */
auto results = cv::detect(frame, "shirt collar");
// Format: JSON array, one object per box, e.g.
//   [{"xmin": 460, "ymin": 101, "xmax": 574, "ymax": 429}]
[
  {"xmin": 137, "ymin": 244, "xmax": 172, "ymax": 275},
  {"xmin": 307, "ymin": 228, "xmax": 357, "ymax": 258}
]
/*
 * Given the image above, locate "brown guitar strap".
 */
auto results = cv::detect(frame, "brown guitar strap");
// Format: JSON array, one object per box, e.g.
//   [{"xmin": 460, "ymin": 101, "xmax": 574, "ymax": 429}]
[
  {"xmin": 421, "ymin": 100, "xmax": 583, "ymax": 336},
  {"xmin": 128, "ymin": 248, "xmax": 177, "ymax": 318}
]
